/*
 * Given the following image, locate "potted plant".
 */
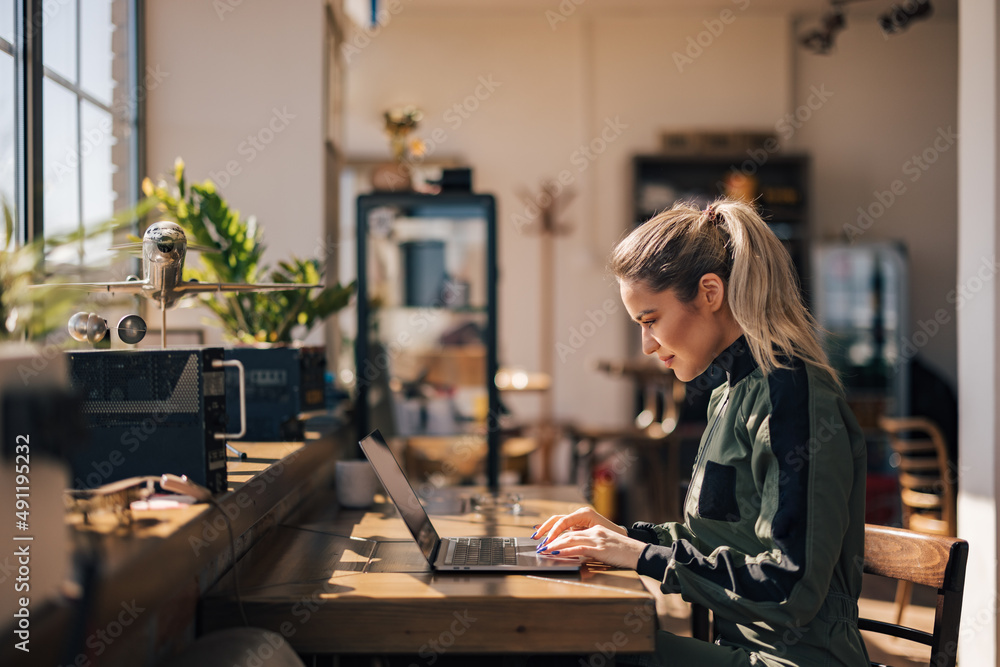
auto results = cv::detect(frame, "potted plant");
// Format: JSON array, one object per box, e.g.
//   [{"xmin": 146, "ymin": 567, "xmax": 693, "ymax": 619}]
[
  {"xmin": 141, "ymin": 160, "xmax": 355, "ymax": 344},
  {"xmin": 0, "ymin": 197, "xmax": 144, "ymax": 343}
]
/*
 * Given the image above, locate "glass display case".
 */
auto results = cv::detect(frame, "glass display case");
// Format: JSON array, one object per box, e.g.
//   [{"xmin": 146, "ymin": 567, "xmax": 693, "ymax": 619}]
[
  {"xmin": 354, "ymin": 191, "xmax": 500, "ymax": 488},
  {"xmin": 812, "ymin": 241, "xmax": 910, "ymax": 524}
]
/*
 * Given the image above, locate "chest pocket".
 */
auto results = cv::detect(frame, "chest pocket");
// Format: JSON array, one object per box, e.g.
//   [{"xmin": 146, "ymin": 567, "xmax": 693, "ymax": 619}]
[{"xmin": 698, "ymin": 460, "xmax": 741, "ymax": 522}]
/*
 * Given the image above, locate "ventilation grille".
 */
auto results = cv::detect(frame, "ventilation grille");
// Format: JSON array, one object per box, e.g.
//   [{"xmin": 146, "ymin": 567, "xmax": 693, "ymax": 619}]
[{"xmin": 69, "ymin": 351, "xmax": 203, "ymax": 420}]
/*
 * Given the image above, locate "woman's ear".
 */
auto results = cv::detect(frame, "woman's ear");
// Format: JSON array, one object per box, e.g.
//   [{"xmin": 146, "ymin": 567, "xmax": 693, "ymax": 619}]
[{"xmin": 698, "ymin": 273, "xmax": 726, "ymax": 313}]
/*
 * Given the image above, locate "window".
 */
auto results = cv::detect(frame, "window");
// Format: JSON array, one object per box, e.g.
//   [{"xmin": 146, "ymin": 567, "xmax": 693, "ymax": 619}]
[
  {"xmin": 4, "ymin": 0, "xmax": 141, "ymax": 268},
  {"xmin": 0, "ymin": 0, "xmax": 15, "ymax": 225}
]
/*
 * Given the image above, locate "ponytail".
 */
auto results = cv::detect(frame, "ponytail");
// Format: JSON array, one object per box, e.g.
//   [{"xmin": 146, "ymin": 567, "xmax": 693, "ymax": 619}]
[{"xmin": 610, "ymin": 198, "xmax": 840, "ymax": 386}]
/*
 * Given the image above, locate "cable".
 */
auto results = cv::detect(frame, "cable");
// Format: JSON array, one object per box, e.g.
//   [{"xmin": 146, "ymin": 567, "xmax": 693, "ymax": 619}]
[{"xmin": 208, "ymin": 497, "xmax": 250, "ymax": 627}]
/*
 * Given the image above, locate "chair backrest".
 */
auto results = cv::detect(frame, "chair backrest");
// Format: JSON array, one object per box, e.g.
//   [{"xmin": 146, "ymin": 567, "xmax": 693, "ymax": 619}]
[
  {"xmin": 878, "ymin": 416, "xmax": 956, "ymax": 536},
  {"xmin": 859, "ymin": 524, "xmax": 968, "ymax": 667}
]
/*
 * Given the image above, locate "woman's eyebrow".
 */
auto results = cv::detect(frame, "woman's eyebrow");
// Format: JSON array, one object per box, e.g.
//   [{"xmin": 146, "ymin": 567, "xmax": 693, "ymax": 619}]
[{"xmin": 634, "ymin": 309, "xmax": 656, "ymax": 321}]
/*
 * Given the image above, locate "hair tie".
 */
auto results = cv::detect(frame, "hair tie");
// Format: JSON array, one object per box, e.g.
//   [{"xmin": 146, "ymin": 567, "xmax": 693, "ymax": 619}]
[{"xmin": 703, "ymin": 204, "xmax": 720, "ymax": 225}]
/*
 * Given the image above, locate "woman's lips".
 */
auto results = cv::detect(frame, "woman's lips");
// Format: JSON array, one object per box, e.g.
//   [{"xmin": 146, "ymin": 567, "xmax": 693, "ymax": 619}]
[{"xmin": 660, "ymin": 355, "xmax": 675, "ymax": 368}]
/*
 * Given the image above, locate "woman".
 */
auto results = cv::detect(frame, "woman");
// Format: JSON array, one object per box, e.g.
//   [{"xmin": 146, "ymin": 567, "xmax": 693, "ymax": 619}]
[{"xmin": 534, "ymin": 199, "xmax": 870, "ymax": 666}]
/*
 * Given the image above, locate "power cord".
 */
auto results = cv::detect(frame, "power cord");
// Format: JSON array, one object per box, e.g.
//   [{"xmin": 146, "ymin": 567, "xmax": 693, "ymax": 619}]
[
  {"xmin": 206, "ymin": 495, "xmax": 250, "ymax": 627},
  {"xmin": 160, "ymin": 474, "xmax": 249, "ymax": 627}
]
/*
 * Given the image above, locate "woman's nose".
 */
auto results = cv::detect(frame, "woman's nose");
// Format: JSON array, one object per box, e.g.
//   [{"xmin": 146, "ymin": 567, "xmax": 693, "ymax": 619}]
[{"xmin": 640, "ymin": 327, "xmax": 659, "ymax": 356}]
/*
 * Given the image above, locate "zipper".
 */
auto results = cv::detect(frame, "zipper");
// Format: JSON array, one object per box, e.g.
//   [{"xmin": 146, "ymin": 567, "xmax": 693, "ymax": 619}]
[{"xmin": 686, "ymin": 386, "xmax": 730, "ymax": 514}]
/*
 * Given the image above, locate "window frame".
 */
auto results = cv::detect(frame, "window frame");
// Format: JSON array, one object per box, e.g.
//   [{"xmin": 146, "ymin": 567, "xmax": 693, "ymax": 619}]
[{"xmin": 10, "ymin": 0, "xmax": 144, "ymax": 254}]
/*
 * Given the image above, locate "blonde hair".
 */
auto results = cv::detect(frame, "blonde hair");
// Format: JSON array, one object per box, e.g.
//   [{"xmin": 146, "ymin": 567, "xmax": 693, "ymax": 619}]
[{"xmin": 610, "ymin": 198, "xmax": 839, "ymax": 386}]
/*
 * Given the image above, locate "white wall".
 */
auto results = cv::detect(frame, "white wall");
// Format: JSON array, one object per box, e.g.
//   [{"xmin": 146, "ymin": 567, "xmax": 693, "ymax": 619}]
[
  {"xmin": 957, "ymin": 1, "xmax": 999, "ymax": 663},
  {"xmin": 792, "ymin": 15, "xmax": 959, "ymax": 391},
  {"xmin": 142, "ymin": 2, "xmax": 961, "ymax": 429},
  {"xmin": 145, "ymin": 0, "xmax": 327, "ymax": 342},
  {"xmin": 343, "ymin": 10, "xmax": 792, "ymax": 427}
]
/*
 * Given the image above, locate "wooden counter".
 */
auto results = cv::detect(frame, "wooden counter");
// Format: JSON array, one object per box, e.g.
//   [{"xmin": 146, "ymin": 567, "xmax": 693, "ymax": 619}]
[
  {"xmin": 1, "ymin": 433, "xmax": 346, "ymax": 667},
  {"xmin": 201, "ymin": 485, "xmax": 657, "ymax": 657}
]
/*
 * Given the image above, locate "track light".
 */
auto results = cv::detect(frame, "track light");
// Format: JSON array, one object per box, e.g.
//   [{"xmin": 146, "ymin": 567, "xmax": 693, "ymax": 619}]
[
  {"xmin": 878, "ymin": 0, "xmax": 933, "ymax": 36},
  {"xmin": 800, "ymin": 0, "xmax": 935, "ymax": 54},
  {"xmin": 800, "ymin": 4, "xmax": 846, "ymax": 55}
]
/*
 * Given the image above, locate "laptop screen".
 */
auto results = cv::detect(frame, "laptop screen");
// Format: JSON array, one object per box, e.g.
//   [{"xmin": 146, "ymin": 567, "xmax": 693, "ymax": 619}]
[{"xmin": 359, "ymin": 430, "xmax": 441, "ymax": 564}]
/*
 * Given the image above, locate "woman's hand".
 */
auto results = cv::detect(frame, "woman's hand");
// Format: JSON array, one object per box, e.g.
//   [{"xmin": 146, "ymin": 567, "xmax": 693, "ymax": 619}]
[
  {"xmin": 534, "ymin": 507, "xmax": 626, "ymax": 540},
  {"xmin": 532, "ymin": 508, "xmax": 645, "ymax": 569}
]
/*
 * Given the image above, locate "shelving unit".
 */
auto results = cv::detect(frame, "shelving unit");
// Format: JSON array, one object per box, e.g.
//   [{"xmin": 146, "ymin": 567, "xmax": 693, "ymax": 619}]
[
  {"xmin": 354, "ymin": 191, "xmax": 501, "ymax": 489},
  {"xmin": 632, "ymin": 154, "xmax": 811, "ymax": 296}
]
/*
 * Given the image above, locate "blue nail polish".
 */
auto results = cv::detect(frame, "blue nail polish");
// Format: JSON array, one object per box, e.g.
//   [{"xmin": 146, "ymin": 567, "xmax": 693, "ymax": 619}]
[
  {"xmin": 532, "ymin": 524, "xmax": 540, "ymax": 529},
  {"xmin": 530, "ymin": 532, "xmax": 537, "ymax": 540},
  {"xmin": 550, "ymin": 550, "xmax": 560, "ymax": 555}
]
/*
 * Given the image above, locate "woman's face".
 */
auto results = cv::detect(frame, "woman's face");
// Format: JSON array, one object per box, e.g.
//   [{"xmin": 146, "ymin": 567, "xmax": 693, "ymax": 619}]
[{"xmin": 619, "ymin": 277, "xmax": 736, "ymax": 382}]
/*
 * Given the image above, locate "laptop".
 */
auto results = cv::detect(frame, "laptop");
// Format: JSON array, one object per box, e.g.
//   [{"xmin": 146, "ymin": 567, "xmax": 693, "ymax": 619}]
[{"xmin": 359, "ymin": 430, "xmax": 581, "ymax": 572}]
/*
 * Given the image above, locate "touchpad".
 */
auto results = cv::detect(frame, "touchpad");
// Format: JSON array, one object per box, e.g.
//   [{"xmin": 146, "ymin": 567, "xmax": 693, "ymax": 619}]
[{"xmin": 367, "ymin": 540, "xmax": 432, "ymax": 573}]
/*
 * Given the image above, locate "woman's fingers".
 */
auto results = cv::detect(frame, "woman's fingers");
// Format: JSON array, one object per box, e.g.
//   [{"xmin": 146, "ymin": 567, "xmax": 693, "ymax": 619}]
[
  {"xmin": 531, "ymin": 514, "xmax": 565, "ymax": 540},
  {"xmin": 533, "ymin": 507, "xmax": 590, "ymax": 540},
  {"xmin": 538, "ymin": 526, "xmax": 645, "ymax": 569}
]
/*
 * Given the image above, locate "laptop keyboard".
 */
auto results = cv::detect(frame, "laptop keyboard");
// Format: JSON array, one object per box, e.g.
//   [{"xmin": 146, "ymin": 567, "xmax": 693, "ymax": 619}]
[{"xmin": 445, "ymin": 537, "xmax": 517, "ymax": 566}]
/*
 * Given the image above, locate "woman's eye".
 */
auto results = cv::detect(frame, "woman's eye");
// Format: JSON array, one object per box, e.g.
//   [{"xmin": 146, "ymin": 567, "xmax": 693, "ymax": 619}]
[{"xmin": 641, "ymin": 320, "xmax": 655, "ymax": 329}]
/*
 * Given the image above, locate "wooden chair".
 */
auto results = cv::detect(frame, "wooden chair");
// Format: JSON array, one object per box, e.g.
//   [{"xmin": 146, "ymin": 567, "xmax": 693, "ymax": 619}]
[
  {"xmin": 878, "ymin": 416, "xmax": 957, "ymax": 624},
  {"xmin": 860, "ymin": 523, "xmax": 968, "ymax": 667},
  {"xmin": 692, "ymin": 524, "xmax": 967, "ymax": 667}
]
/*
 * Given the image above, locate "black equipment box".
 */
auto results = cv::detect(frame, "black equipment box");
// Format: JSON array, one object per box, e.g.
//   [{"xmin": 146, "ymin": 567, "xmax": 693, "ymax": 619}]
[
  {"xmin": 66, "ymin": 347, "xmax": 229, "ymax": 493},
  {"xmin": 224, "ymin": 346, "xmax": 326, "ymax": 441}
]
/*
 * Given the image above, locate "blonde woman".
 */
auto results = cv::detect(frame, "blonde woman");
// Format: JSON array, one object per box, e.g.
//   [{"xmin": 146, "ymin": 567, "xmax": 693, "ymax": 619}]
[{"xmin": 534, "ymin": 199, "xmax": 869, "ymax": 666}]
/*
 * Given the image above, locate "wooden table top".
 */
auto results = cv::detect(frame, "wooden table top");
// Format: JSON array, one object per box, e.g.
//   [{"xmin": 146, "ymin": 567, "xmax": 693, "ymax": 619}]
[{"xmin": 201, "ymin": 485, "xmax": 658, "ymax": 656}]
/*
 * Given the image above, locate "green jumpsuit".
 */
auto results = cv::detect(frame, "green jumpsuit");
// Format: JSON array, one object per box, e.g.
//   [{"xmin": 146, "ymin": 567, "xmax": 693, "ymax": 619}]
[{"xmin": 624, "ymin": 336, "xmax": 870, "ymax": 667}]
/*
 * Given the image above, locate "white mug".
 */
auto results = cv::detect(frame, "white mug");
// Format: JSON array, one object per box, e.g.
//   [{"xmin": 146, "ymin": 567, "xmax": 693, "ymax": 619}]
[{"xmin": 335, "ymin": 459, "xmax": 379, "ymax": 509}]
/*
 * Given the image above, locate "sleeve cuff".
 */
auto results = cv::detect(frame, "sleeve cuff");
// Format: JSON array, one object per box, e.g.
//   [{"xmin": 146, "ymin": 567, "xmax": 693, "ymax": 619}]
[
  {"xmin": 635, "ymin": 543, "xmax": 674, "ymax": 582},
  {"xmin": 627, "ymin": 522, "xmax": 660, "ymax": 544}
]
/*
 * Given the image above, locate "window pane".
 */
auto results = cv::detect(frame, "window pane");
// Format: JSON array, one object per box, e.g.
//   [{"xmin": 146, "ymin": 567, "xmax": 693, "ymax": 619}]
[
  {"xmin": 80, "ymin": 0, "xmax": 113, "ymax": 106},
  {"xmin": 43, "ymin": 0, "xmax": 77, "ymax": 84},
  {"xmin": 0, "ymin": 0, "xmax": 13, "ymax": 45},
  {"xmin": 0, "ymin": 51, "xmax": 14, "ymax": 218},
  {"xmin": 43, "ymin": 79, "xmax": 79, "ymax": 242},
  {"xmin": 81, "ymin": 101, "xmax": 113, "ymax": 263}
]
